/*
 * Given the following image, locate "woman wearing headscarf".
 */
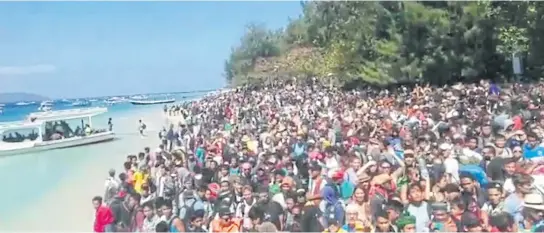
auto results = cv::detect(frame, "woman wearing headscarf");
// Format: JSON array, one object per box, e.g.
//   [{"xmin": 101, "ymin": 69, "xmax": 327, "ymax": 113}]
[{"xmin": 321, "ymin": 185, "xmax": 345, "ymax": 228}]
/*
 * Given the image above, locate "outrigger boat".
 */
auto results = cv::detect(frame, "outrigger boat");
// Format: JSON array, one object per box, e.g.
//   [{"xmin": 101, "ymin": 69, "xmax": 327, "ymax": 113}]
[
  {"xmin": 0, "ymin": 107, "xmax": 115, "ymax": 156},
  {"xmin": 129, "ymin": 98, "xmax": 175, "ymax": 105}
]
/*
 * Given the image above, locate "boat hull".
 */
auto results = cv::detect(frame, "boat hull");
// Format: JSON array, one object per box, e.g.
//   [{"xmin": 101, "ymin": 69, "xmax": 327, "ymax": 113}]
[
  {"xmin": 0, "ymin": 132, "xmax": 115, "ymax": 156},
  {"xmin": 130, "ymin": 99, "xmax": 175, "ymax": 105}
]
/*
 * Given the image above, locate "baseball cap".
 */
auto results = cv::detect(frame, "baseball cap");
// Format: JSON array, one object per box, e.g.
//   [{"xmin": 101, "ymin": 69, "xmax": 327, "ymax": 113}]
[{"xmin": 309, "ymin": 161, "xmax": 322, "ymax": 170}]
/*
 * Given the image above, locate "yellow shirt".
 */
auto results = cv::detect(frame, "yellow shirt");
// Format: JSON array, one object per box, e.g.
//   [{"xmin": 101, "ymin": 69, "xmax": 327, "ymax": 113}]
[{"xmin": 133, "ymin": 171, "xmax": 148, "ymax": 194}]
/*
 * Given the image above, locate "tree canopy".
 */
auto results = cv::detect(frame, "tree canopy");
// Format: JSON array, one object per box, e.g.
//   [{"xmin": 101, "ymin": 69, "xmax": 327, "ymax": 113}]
[{"xmin": 224, "ymin": 1, "xmax": 544, "ymax": 87}]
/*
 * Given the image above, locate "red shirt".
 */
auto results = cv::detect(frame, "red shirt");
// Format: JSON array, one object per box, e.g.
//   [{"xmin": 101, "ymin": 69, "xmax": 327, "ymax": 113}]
[{"xmin": 94, "ymin": 205, "xmax": 114, "ymax": 232}]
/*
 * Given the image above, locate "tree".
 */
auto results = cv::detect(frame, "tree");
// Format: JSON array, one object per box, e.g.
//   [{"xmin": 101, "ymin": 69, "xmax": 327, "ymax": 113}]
[{"xmin": 224, "ymin": 1, "xmax": 544, "ymax": 87}]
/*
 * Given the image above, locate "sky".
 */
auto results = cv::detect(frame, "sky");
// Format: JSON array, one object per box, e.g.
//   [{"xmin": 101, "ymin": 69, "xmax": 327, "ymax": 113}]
[{"xmin": 0, "ymin": 1, "xmax": 303, "ymax": 98}]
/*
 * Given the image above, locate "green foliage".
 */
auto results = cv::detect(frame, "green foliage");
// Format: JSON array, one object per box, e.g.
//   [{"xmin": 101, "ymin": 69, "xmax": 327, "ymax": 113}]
[{"xmin": 224, "ymin": 1, "xmax": 544, "ymax": 86}]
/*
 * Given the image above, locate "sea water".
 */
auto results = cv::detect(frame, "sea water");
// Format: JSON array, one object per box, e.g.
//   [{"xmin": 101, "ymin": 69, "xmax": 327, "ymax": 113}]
[{"xmin": 0, "ymin": 95, "xmax": 199, "ymax": 230}]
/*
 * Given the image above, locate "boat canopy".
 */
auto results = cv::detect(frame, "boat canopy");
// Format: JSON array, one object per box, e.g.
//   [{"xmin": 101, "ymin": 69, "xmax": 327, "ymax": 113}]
[
  {"xmin": 0, "ymin": 121, "xmax": 42, "ymax": 132},
  {"xmin": 27, "ymin": 107, "xmax": 108, "ymax": 122}
]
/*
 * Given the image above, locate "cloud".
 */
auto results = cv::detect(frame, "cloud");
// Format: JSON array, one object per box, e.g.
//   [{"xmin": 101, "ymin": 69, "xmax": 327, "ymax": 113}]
[{"xmin": 0, "ymin": 64, "xmax": 57, "ymax": 75}]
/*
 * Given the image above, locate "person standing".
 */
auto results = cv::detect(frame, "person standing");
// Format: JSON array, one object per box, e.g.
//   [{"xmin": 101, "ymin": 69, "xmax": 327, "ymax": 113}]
[
  {"xmin": 108, "ymin": 118, "xmax": 113, "ymax": 131},
  {"xmin": 104, "ymin": 169, "xmax": 119, "ymax": 205},
  {"xmin": 139, "ymin": 119, "xmax": 147, "ymax": 137},
  {"xmin": 92, "ymin": 196, "xmax": 115, "ymax": 232}
]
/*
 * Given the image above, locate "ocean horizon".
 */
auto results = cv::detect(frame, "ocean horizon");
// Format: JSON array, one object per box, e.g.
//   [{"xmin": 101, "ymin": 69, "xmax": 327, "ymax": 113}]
[{"xmin": 0, "ymin": 92, "xmax": 205, "ymax": 230}]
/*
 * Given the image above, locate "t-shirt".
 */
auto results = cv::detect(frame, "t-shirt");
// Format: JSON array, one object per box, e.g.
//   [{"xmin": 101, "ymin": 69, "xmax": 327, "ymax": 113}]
[
  {"xmin": 133, "ymin": 171, "xmax": 148, "ymax": 194},
  {"xmin": 504, "ymin": 192, "xmax": 524, "ymax": 227},
  {"xmin": 444, "ymin": 157, "xmax": 460, "ymax": 183},
  {"xmin": 406, "ymin": 201, "xmax": 430, "ymax": 232},
  {"xmin": 263, "ymin": 201, "xmax": 284, "ymax": 230},
  {"xmin": 486, "ymin": 158, "xmax": 505, "ymax": 182}
]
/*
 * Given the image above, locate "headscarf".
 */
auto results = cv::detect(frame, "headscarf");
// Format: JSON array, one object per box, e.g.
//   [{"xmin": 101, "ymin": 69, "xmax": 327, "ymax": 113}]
[
  {"xmin": 322, "ymin": 185, "xmax": 339, "ymax": 205},
  {"xmin": 395, "ymin": 212, "xmax": 416, "ymax": 230}
]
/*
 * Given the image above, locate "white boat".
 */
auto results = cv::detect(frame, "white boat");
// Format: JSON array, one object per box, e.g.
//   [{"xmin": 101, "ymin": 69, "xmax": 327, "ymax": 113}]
[
  {"xmin": 104, "ymin": 97, "xmax": 127, "ymax": 105},
  {"xmin": 15, "ymin": 101, "xmax": 33, "ymax": 106},
  {"xmin": 129, "ymin": 98, "xmax": 175, "ymax": 105},
  {"xmin": 71, "ymin": 100, "xmax": 91, "ymax": 107},
  {"xmin": 0, "ymin": 107, "xmax": 115, "ymax": 156},
  {"xmin": 38, "ymin": 101, "xmax": 53, "ymax": 112}
]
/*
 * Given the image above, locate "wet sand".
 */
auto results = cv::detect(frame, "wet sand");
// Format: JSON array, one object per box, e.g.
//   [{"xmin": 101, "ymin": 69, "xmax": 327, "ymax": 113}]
[{"xmin": 0, "ymin": 107, "xmax": 165, "ymax": 231}]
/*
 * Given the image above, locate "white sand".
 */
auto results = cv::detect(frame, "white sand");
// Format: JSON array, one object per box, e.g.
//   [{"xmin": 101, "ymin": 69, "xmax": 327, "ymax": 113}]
[{"xmin": 1, "ymin": 108, "xmax": 165, "ymax": 231}]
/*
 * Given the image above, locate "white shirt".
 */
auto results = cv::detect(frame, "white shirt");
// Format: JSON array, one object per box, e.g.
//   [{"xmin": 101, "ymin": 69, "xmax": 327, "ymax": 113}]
[
  {"xmin": 503, "ymin": 178, "xmax": 515, "ymax": 194},
  {"xmin": 444, "ymin": 157, "xmax": 460, "ymax": 183}
]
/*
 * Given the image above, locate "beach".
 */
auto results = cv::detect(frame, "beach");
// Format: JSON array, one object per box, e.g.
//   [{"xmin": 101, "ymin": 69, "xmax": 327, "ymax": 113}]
[{"xmin": 0, "ymin": 105, "xmax": 166, "ymax": 231}]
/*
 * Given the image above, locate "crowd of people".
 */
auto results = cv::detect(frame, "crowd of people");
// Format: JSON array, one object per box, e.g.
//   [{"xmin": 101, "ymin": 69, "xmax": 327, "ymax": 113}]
[{"xmin": 93, "ymin": 78, "xmax": 544, "ymax": 233}]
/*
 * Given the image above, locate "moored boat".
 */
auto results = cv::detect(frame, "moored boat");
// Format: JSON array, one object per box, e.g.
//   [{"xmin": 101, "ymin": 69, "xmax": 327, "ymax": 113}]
[
  {"xmin": 38, "ymin": 101, "xmax": 53, "ymax": 112},
  {"xmin": 129, "ymin": 98, "xmax": 175, "ymax": 105},
  {"xmin": 71, "ymin": 100, "xmax": 91, "ymax": 107},
  {"xmin": 0, "ymin": 107, "xmax": 115, "ymax": 156}
]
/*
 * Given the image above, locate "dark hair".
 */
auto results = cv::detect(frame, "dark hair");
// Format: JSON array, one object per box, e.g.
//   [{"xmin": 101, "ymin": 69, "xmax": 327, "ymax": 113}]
[
  {"xmin": 527, "ymin": 131, "xmax": 539, "ymax": 139},
  {"xmin": 155, "ymin": 221, "xmax": 169, "ymax": 232},
  {"xmin": 247, "ymin": 206, "xmax": 264, "ymax": 221},
  {"xmin": 408, "ymin": 183, "xmax": 422, "ymax": 192},
  {"xmin": 92, "ymin": 196, "xmax": 103, "ymax": 203},
  {"xmin": 142, "ymin": 201, "xmax": 154, "ymax": 210},
  {"xmin": 459, "ymin": 172, "xmax": 475, "ymax": 181},
  {"xmin": 130, "ymin": 193, "xmax": 141, "ymax": 204},
  {"xmin": 123, "ymin": 161, "xmax": 132, "ymax": 170},
  {"xmin": 375, "ymin": 210, "xmax": 389, "ymax": 219},
  {"xmin": 450, "ymin": 197, "xmax": 467, "ymax": 211},
  {"xmin": 159, "ymin": 199, "xmax": 173, "ymax": 209},
  {"xmin": 513, "ymin": 173, "xmax": 534, "ymax": 186},
  {"xmin": 490, "ymin": 212, "xmax": 514, "ymax": 231}
]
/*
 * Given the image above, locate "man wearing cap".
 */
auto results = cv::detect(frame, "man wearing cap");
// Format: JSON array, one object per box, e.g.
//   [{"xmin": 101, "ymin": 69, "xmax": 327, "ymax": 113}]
[
  {"xmin": 210, "ymin": 205, "xmax": 241, "ymax": 233},
  {"xmin": 396, "ymin": 213, "xmax": 417, "ymax": 233}
]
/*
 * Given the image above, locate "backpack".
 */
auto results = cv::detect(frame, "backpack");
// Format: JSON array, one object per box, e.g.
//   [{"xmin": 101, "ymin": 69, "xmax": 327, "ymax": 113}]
[
  {"xmin": 178, "ymin": 198, "xmax": 198, "ymax": 226},
  {"xmin": 142, "ymin": 123, "xmax": 147, "ymax": 130},
  {"xmin": 168, "ymin": 216, "xmax": 181, "ymax": 232}
]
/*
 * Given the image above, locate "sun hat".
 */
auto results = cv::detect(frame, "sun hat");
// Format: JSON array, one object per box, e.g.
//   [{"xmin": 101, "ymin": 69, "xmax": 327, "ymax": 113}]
[{"xmin": 523, "ymin": 193, "xmax": 544, "ymax": 210}]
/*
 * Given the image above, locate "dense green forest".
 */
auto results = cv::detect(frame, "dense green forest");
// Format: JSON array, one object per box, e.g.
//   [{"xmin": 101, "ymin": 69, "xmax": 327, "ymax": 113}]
[{"xmin": 223, "ymin": 1, "xmax": 544, "ymax": 87}]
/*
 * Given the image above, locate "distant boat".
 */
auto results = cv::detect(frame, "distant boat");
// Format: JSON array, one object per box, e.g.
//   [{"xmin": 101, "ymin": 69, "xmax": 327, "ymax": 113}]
[
  {"xmin": 129, "ymin": 98, "xmax": 175, "ymax": 105},
  {"xmin": 104, "ymin": 97, "xmax": 126, "ymax": 105},
  {"xmin": 15, "ymin": 101, "xmax": 33, "ymax": 106},
  {"xmin": 38, "ymin": 101, "xmax": 53, "ymax": 112},
  {"xmin": 71, "ymin": 100, "xmax": 91, "ymax": 107}
]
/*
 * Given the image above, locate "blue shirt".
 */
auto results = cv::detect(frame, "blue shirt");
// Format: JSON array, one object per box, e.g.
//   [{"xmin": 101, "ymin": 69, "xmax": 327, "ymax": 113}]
[
  {"xmin": 523, "ymin": 144, "xmax": 544, "ymax": 160},
  {"xmin": 504, "ymin": 193, "xmax": 524, "ymax": 228},
  {"xmin": 292, "ymin": 143, "xmax": 307, "ymax": 158}
]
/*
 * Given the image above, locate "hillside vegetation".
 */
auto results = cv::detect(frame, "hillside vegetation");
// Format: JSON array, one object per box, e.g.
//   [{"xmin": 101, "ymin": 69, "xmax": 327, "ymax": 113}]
[{"xmin": 224, "ymin": 1, "xmax": 544, "ymax": 87}]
